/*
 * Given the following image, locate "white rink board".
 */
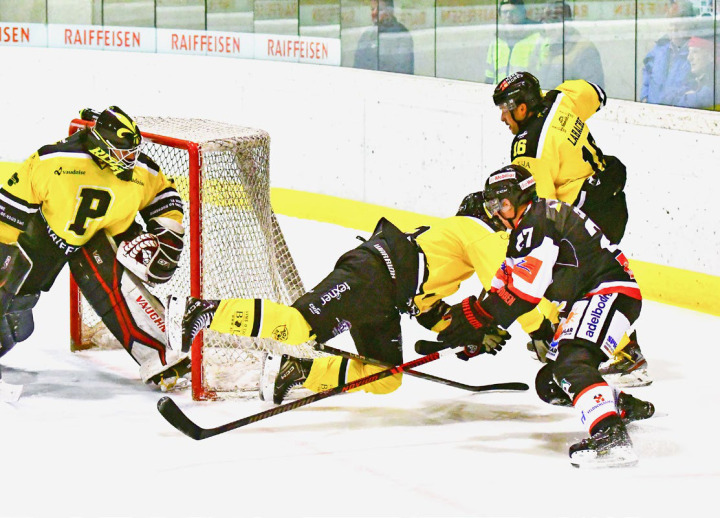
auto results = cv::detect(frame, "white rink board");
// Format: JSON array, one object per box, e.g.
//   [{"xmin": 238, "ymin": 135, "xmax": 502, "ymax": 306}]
[{"xmin": 0, "ymin": 45, "xmax": 718, "ymax": 277}]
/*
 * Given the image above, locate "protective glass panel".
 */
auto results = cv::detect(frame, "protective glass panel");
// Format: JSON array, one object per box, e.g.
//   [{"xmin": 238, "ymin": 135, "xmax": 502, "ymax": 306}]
[
  {"xmin": 342, "ymin": 0, "xmax": 419, "ymax": 75},
  {"xmin": 636, "ymin": 0, "xmax": 714, "ymax": 107},
  {"xmin": 299, "ymin": 0, "xmax": 340, "ymax": 38},
  {"xmin": 207, "ymin": 0, "xmax": 254, "ymax": 33},
  {"xmin": 156, "ymin": 0, "xmax": 206, "ymax": 30},
  {"xmin": 102, "ymin": 0, "xmax": 153, "ymax": 27},
  {"xmin": 254, "ymin": 0, "xmax": 299, "ymax": 35},
  {"xmin": 436, "ymin": 0, "xmax": 495, "ymax": 83}
]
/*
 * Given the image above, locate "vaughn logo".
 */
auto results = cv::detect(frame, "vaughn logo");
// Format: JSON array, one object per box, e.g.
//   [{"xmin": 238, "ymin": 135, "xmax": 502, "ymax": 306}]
[
  {"xmin": 320, "ymin": 282, "xmax": 350, "ymax": 305},
  {"xmin": 135, "ymin": 295, "xmax": 165, "ymax": 333}
]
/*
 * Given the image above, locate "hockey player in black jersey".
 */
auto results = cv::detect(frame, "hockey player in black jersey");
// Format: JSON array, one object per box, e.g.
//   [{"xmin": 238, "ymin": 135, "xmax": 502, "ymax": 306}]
[
  {"xmin": 0, "ymin": 106, "xmax": 189, "ymax": 394},
  {"xmin": 436, "ymin": 164, "xmax": 654, "ymax": 467},
  {"xmin": 492, "ymin": 71, "xmax": 650, "ymax": 387}
]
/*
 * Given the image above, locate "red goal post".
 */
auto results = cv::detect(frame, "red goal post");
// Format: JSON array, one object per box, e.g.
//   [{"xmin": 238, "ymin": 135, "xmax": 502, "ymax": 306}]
[{"xmin": 68, "ymin": 116, "xmax": 318, "ymax": 400}]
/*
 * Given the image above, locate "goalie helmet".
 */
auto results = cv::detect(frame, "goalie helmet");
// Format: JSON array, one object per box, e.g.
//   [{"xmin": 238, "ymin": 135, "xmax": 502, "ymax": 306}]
[
  {"xmin": 493, "ymin": 72, "xmax": 543, "ymax": 112},
  {"xmin": 85, "ymin": 106, "xmax": 142, "ymax": 179},
  {"xmin": 482, "ymin": 164, "xmax": 537, "ymax": 218}
]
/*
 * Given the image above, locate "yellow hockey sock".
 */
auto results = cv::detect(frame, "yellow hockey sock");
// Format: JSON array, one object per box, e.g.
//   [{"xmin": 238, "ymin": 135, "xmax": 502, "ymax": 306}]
[
  {"xmin": 209, "ymin": 298, "xmax": 314, "ymax": 345},
  {"xmin": 304, "ymin": 356, "xmax": 403, "ymax": 395}
]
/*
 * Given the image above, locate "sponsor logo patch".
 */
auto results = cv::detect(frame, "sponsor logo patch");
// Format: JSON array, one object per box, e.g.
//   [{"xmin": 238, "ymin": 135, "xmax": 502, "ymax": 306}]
[
  {"xmin": 272, "ymin": 325, "xmax": 289, "ymax": 342},
  {"xmin": 514, "ymin": 256, "xmax": 542, "ymax": 283},
  {"xmin": 320, "ymin": 282, "xmax": 351, "ymax": 306}
]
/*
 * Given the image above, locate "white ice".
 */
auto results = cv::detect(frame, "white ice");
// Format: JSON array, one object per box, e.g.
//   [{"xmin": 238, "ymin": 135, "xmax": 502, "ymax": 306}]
[{"xmin": 1, "ymin": 215, "xmax": 719, "ymax": 518}]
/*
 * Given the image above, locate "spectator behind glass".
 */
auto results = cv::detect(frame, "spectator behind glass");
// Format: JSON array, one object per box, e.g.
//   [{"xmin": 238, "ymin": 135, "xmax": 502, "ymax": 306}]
[
  {"xmin": 535, "ymin": 0, "xmax": 605, "ymax": 89},
  {"xmin": 640, "ymin": 0, "xmax": 696, "ymax": 106},
  {"xmin": 484, "ymin": 0, "xmax": 543, "ymax": 84},
  {"xmin": 353, "ymin": 0, "xmax": 414, "ymax": 75},
  {"xmin": 675, "ymin": 36, "xmax": 717, "ymax": 109}
]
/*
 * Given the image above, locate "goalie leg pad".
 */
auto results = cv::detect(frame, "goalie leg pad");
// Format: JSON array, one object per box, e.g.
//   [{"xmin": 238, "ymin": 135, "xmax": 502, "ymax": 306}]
[
  {"xmin": 69, "ymin": 232, "xmax": 185, "ymax": 382},
  {"xmin": 0, "ymin": 293, "xmax": 40, "ymax": 358},
  {"xmin": 0, "ymin": 242, "xmax": 32, "ymax": 314}
]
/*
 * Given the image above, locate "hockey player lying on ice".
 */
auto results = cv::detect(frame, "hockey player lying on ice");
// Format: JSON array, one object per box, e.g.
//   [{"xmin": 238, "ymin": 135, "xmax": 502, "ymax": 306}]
[{"xmin": 174, "ymin": 165, "xmax": 653, "ymax": 467}]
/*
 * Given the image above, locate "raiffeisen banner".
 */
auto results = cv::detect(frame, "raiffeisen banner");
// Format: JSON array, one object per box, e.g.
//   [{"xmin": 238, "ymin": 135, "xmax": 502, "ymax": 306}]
[{"xmin": 0, "ymin": 22, "xmax": 341, "ymax": 66}]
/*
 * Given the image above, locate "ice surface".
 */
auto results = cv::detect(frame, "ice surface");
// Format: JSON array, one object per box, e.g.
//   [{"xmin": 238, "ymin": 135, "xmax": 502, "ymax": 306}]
[{"xmin": 1, "ymin": 215, "xmax": 718, "ymax": 518}]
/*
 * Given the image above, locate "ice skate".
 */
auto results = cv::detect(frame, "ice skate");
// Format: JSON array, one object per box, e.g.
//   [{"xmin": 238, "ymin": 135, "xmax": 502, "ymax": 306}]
[
  {"xmin": 259, "ymin": 352, "xmax": 314, "ymax": 404},
  {"xmin": 599, "ymin": 341, "xmax": 652, "ymax": 387},
  {"xmin": 180, "ymin": 297, "xmax": 220, "ymax": 353},
  {"xmin": 569, "ymin": 422, "xmax": 638, "ymax": 468},
  {"xmin": 617, "ymin": 392, "xmax": 655, "ymax": 423},
  {"xmin": 150, "ymin": 356, "xmax": 191, "ymax": 392}
]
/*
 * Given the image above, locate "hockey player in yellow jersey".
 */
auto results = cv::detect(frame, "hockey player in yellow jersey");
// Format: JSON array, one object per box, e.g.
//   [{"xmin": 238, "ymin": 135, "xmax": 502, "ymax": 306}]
[
  {"xmin": 0, "ymin": 106, "xmax": 189, "ymax": 393},
  {"xmin": 173, "ymin": 193, "xmax": 556, "ymax": 404},
  {"xmin": 492, "ymin": 71, "xmax": 651, "ymax": 387}
]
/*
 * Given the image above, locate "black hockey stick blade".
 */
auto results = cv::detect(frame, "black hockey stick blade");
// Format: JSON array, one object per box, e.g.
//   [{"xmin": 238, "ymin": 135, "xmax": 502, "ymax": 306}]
[
  {"xmin": 157, "ymin": 396, "xmax": 207, "ymax": 440},
  {"xmin": 471, "ymin": 381, "xmax": 528, "ymax": 392}
]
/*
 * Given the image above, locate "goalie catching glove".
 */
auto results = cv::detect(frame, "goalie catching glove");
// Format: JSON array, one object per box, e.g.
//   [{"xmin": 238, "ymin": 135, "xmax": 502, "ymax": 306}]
[
  {"xmin": 116, "ymin": 217, "xmax": 184, "ymax": 284},
  {"xmin": 437, "ymin": 296, "xmax": 510, "ymax": 358}
]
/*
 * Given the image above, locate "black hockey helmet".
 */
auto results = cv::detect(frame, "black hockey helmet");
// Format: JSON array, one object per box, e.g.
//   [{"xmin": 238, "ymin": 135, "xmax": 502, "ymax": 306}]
[
  {"xmin": 493, "ymin": 72, "xmax": 543, "ymax": 112},
  {"xmin": 482, "ymin": 164, "xmax": 537, "ymax": 218},
  {"xmin": 85, "ymin": 106, "xmax": 142, "ymax": 178},
  {"xmin": 456, "ymin": 191, "xmax": 506, "ymax": 232}
]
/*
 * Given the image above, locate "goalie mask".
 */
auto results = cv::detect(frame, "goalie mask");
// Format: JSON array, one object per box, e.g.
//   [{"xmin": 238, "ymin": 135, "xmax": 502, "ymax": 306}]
[
  {"xmin": 482, "ymin": 164, "xmax": 537, "ymax": 220},
  {"xmin": 86, "ymin": 106, "xmax": 142, "ymax": 179}
]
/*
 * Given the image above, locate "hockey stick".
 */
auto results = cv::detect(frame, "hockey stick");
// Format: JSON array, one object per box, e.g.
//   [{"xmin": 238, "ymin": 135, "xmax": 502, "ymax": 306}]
[
  {"xmin": 312, "ymin": 341, "xmax": 528, "ymax": 393},
  {"xmin": 158, "ymin": 347, "xmax": 465, "ymax": 440}
]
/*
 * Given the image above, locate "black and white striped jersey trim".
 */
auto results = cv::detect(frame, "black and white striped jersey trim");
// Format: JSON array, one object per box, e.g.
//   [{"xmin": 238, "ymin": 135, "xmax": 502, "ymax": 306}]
[
  {"xmin": 588, "ymin": 81, "xmax": 607, "ymax": 111},
  {"xmin": 140, "ymin": 186, "xmax": 184, "ymax": 221},
  {"xmin": 0, "ymin": 187, "xmax": 39, "ymax": 230}
]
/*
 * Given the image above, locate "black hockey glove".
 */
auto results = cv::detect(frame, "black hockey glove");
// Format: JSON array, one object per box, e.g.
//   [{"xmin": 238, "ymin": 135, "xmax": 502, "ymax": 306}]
[
  {"xmin": 437, "ymin": 296, "xmax": 510, "ymax": 357},
  {"xmin": 526, "ymin": 317, "xmax": 556, "ymax": 363}
]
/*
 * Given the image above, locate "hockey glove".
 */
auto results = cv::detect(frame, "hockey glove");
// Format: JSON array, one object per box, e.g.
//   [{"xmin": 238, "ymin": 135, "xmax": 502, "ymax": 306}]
[
  {"xmin": 437, "ymin": 296, "xmax": 510, "ymax": 354},
  {"xmin": 526, "ymin": 317, "xmax": 556, "ymax": 363},
  {"xmin": 415, "ymin": 300, "xmax": 451, "ymax": 332},
  {"xmin": 117, "ymin": 217, "xmax": 184, "ymax": 284}
]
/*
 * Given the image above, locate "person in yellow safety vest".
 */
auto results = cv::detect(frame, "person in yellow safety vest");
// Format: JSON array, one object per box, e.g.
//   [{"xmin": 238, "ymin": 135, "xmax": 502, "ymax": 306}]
[{"xmin": 485, "ymin": 0, "xmax": 543, "ymax": 84}]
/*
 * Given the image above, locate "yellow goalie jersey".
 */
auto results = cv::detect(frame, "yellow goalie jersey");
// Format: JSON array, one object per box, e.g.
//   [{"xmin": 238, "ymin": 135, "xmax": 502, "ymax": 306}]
[
  {"xmin": 510, "ymin": 79, "xmax": 608, "ymax": 204},
  {"xmin": 0, "ymin": 131, "xmax": 183, "ymax": 251}
]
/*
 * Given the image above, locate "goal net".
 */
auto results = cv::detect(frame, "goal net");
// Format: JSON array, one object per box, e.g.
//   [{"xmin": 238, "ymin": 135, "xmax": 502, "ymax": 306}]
[{"xmin": 68, "ymin": 116, "xmax": 321, "ymax": 400}]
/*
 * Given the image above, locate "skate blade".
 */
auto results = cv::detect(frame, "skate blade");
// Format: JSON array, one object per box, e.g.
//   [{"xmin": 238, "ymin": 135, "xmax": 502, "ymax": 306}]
[
  {"xmin": 602, "ymin": 370, "xmax": 653, "ymax": 388},
  {"xmin": 258, "ymin": 352, "xmax": 282, "ymax": 402},
  {"xmin": 570, "ymin": 447, "xmax": 639, "ymax": 469}
]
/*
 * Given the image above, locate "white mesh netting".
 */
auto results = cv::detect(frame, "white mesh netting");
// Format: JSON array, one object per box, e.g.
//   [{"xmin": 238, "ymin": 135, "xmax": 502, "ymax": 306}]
[{"xmin": 75, "ymin": 117, "xmax": 323, "ymax": 399}]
